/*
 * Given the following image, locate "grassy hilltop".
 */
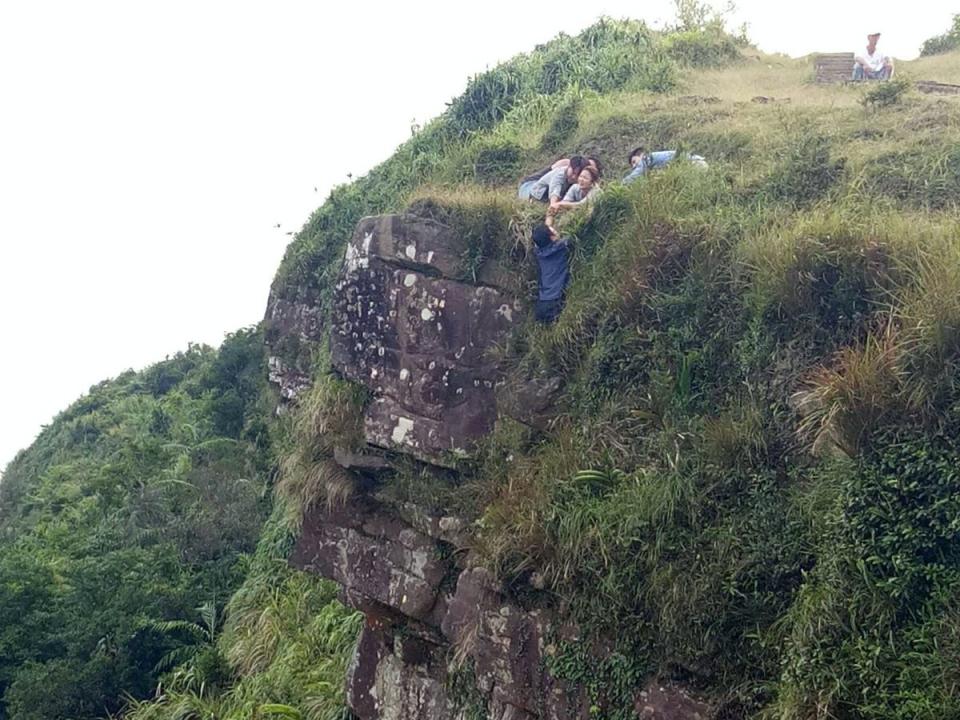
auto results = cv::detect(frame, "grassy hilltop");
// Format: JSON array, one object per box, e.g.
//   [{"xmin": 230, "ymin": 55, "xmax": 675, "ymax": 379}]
[
  {"xmin": 266, "ymin": 14, "xmax": 960, "ymax": 720},
  {"xmin": 4, "ymin": 10, "xmax": 960, "ymax": 720}
]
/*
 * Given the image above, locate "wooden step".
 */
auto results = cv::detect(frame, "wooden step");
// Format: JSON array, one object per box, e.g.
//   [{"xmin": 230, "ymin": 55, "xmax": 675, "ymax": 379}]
[{"xmin": 814, "ymin": 52, "xmax": 854, "ymax": 84}]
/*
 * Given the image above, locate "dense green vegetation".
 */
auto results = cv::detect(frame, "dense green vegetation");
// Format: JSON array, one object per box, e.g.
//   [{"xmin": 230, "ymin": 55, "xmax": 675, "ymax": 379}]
[
  {"xmin": 920, "ymin": 13, "xmax": 960, "ymax": 56},
  {"xmin": 122, "ymin": 505, "xmax": 362, "ymax": 720},
  {"xmin": 5, "ymin": 8, "xmax": 960, "ymax": 720},
  {"xmin": 0, "ymin": 330, "xmax": 275, "ymax": 719}
]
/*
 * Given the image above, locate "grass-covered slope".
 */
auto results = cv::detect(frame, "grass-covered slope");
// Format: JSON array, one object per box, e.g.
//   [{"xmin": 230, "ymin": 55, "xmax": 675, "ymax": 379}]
[
  {"xmin": 264, "ymin": 17, "xmax": 739, "ymax": 373},
  {"xmin": 455, "ymin": 53, "xmax": 960, "ymax": 720},
  {"xmin": 264, "ymin": 21, "xmax": 960, "ymax": 720}
]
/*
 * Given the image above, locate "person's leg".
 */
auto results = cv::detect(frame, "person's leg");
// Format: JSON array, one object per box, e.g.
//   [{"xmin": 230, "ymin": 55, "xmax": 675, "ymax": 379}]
[
  {"xmin": 518, "ymin": 180, "xmax": 536, "ymax": 200},
  {"xmin": 853, "ymin": 64, "xmax": 865, "ymax": 81},
  {"xmin": 879, "ymin": 66, "xmax": 891, "ymax": 80},
  {"xmin": 535, "ymin": 299, "xmax": 563, "ymax": 324},
  {"xmin": 546, "ymin": 299, "xmax": 563, "ymax": 323},
  {"xmin": 534, "ymin": 300, "xmax": 548, "ymax": 323},
  {"xmin": 533, "ymin": 300, "xmax": 560, "ymax": 325}
]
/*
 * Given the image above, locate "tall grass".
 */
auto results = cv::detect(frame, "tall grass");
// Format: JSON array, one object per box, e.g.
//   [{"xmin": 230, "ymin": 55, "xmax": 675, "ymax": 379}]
[
  {"xmin": 124, "ymin": 506, "xmax": 363, "ymax": 720},
  {"xmin": 275, "ymin": 370, "xmax": 367, "ymax": 529}
]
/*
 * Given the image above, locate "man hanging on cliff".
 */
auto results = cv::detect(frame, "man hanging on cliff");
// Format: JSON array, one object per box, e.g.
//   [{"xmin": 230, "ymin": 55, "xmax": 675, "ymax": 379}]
[{"xmin": 532, "ymin": 223, "xmax": 570, "ymax": 324}]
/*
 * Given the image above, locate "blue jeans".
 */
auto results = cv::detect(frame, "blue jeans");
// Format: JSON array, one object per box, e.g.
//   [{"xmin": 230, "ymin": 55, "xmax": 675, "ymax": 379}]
[
  {"xmin": 518, "ymin": 179, "xmax": 537, "ymax": 200},
  {"xmin": 535, "ymin": 298, "xmax": 563, "ymax": 324},
  {"xmin": 853, "ymin": 65, "xmax": 891, "ymax": 81}
]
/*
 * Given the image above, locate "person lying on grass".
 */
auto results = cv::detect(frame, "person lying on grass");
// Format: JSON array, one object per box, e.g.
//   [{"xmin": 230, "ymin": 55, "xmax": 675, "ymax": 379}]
[
  {"xmin": 518, "ymin": 155, "xmax": 587, "ymax": 203},
  {"xmin": 531, "ymin": 223, "xmax": 570, "ymax": 325},
  {"xmin": 517, "ymin": 154, "xmax": 603, "ymax": 201},
  {"xmin": 622, "ymin": 145, "xmax": 708, "ymax": 184},
  {"xmin": 559, "ymin": 166, "xmax": 601, "ymax": 205},
  {"xmin": 544, "ymin": 166, "xmax": 600, "ymax": 231}
]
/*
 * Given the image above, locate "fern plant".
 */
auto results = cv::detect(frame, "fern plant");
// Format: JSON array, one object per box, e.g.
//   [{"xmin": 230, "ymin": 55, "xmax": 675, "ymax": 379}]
[{"xmin": 147, "ymin": 602, "xmax": 229, "ymax": 694}]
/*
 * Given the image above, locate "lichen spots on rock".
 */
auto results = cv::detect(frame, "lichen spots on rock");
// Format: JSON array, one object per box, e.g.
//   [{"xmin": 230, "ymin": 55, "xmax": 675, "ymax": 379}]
[
  {"xmin": 331, "ymin": 214, "xmax": 522, "ymax": 463},
  {"xmin": 345, "ymin": 231, "xmax": 374, "ymax": 271},
  {"xmin": 391, "ymin": 416, "xmax": 415, "ymax": 446}
]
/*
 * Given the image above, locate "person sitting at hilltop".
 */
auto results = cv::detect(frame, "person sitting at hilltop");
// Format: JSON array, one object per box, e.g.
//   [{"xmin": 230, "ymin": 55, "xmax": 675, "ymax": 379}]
[
  {"xmin": 853, "ymin": 32, "xmax": 894, "ymax": 81},
  {"xmin": 531, "ymin": 223, "xmax": 570, "ymax": 324},
  {"xmin": 622, "ymin": 146, "xmax": 708, "ymax": 184},
  {"xmin": 518, "ymin": 156, "xmax": 587, "ymax": 204}
]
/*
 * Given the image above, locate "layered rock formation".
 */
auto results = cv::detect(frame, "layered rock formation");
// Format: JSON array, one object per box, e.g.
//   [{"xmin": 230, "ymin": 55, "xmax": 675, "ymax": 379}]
[
  {"xmin": 291, "ymin": 498, "xmax": 589, "ymax": 720},
  {"xmin": 269, "ymin": 211, "xmax": 720, "ymax": 719},
  {"xmin": 265, "ymin": 280, "xmax": 325, "ymax": 403}
]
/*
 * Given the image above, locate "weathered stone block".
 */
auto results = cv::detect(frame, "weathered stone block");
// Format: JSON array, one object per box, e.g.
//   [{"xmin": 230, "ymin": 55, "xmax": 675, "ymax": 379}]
[
  {"xmin": 330, "ymin": 213, "xmax": 521, "ymax": 466},
  {"xmin": 264, "ymin": 283, "xmax": 327, "ymax": 402},
  {"xmin": 291, "ymin": 500, "xmax": 446, "ymax": 621},
  {"xmin": 442, "ymin": 568, "xmax": 566, "ymax": 716},
  {"xmin": 353, "ymin": 214, "xmax": 469, "ymax": 278},
  {"xmin": 347, "ymin": 622, "xmax": 455, "ymax": 720},
  {"xmin": 495, "ymin": 372, "xmax": 563, "ymax": 431}
]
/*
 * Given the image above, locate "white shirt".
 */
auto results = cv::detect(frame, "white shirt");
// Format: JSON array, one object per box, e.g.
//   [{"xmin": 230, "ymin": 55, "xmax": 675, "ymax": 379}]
[{"xmin": 858, "ymin": 47, "xmax": 887, "ymax": 72}]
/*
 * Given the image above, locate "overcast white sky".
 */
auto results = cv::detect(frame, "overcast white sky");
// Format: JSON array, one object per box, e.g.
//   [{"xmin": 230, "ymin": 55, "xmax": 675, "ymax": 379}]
[{"xmin": 0, "ymin": 0, "xmax": 954, "ymax": 472}]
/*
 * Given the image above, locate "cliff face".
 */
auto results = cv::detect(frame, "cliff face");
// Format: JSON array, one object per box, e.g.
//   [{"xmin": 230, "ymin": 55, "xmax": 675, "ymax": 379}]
[
  {"xmin": 267, "ymin": 211, "xmax": 555, "ymax": 718},
  {"xmin": 265, "ymin": 211, "xmax": 717, "ymax": 720},
  {"xmin": 291, "ymin": 500, "xmax": 585, "ymax": 720}
]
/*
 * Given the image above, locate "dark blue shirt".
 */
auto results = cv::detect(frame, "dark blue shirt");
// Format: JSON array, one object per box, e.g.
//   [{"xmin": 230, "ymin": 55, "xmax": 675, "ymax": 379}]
[{"xmin": 535, "ymin": 238, "xmax": 570, "ymax": 302}]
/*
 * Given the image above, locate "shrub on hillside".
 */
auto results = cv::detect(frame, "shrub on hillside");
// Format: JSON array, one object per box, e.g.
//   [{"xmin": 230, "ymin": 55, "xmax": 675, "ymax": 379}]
[
  {"xmin": 794, "ymin": 328, "xmax": 909, "ymax": 457},
  {"xmin": 865, "ymin": 144, "xmax": 960, "ymax": 210},
  {"xmin": 447, "ymin": 19, "xmax": 672, "ymax": 137},
  {"xmin": 778, "ymin": 429, "xmax": 960, "ymax": 720},
  {"xmin": 662, "ymin": 28, "xmax": 740, "ymax": 67},
  {"xmin": 920, "ymin": 13, "xmax": 960, "ymax": 56},
  {"xmin": 737, "ymin": 209, "xmax": 889, "ymax": 343},
  {"xmin": 897, "ymin": 243, "xmax": 960, "ymax": 371},
  {"xmin": 861, "ymin": 76, "xmax": 911, "ymax": 110},
  {"xmin": 540, "ymin": 96, "xmax": 582, "ymax": 153}
]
